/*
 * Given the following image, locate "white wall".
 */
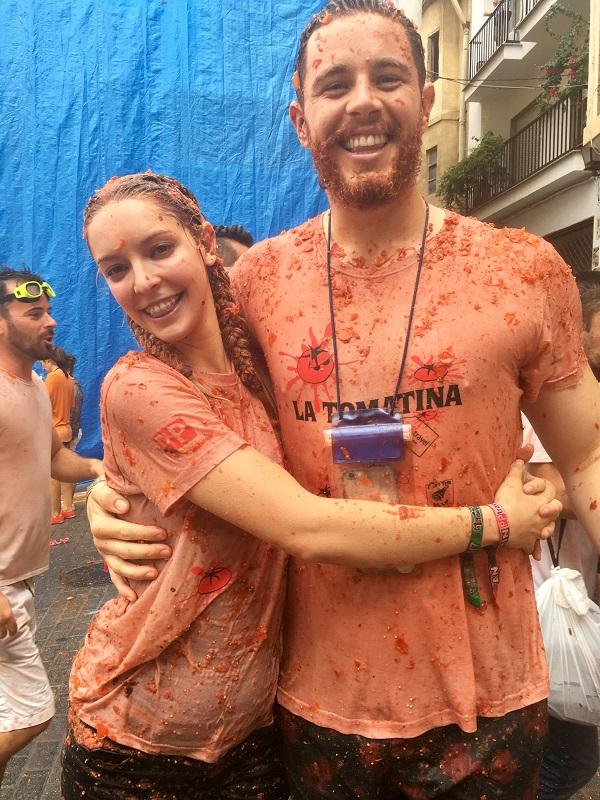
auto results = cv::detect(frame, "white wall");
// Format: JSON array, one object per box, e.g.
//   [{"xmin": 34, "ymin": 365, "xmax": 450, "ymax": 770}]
[
  {"xmin": 396, "ymin": 0, "xmax": 422, "ymax": 26},
  {"xmin": 498, "ymin": 177, "xmax": 598, "ymax": 236}
]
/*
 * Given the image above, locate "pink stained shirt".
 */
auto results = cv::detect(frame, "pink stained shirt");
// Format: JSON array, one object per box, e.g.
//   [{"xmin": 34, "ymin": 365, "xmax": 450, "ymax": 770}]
[
  {"xmin": 70, "ymin": 352, "xmax": 287, "ymax": 761},
  {"xmin": 0, "ymin": 370, "xmax": 52, "ymax": 587},
  {"xmin": 231, "ymin": 210, "xmax": 587, "ymax": 739}
]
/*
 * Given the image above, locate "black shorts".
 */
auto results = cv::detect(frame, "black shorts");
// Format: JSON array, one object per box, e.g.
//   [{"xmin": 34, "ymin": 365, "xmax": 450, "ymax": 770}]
[
  {"xmin": 278, "ymin": 701, "xmax": 548, "ymax": 799},
  {"xmin": 61, "ymin": 721, "xmax": 289, "ymax": 800}
]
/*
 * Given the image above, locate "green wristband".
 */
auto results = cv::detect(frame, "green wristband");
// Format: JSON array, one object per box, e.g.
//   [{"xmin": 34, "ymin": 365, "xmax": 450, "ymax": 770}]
[
  {"xmin": 466, "ymin": 506, "xmax": 484, "ymax": 552},
  {"xmin": 461, "ymin": 552, "xmax": 484, "ymax": 609}
]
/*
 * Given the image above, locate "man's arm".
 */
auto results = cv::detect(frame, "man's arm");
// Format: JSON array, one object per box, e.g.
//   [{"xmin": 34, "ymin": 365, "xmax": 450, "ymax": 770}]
[
  {"xmin": 50, "ymin": 428, "xmax": 103, "ymax": 483},
  {"xmin": 523, "ymin": 365, "xmax": 600, "ymax": 550}
]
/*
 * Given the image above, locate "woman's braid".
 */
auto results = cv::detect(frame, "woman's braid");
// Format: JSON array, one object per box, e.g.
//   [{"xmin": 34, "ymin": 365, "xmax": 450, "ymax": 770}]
[
  {"xmin": 128, "ymin": 318, "xmax": 192, "ymax": 379},
  {"xmin": 206, "ymin": 260, "xmax": 262, "ymax": 393}
]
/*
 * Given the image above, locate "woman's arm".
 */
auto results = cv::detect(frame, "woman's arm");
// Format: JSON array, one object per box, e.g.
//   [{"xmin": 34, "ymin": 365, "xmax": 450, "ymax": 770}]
[
  {"xmin": 89, "ymin": 445, "xmax": 559, "ymax": 598},
  {"xmin": 181, "ymin": 446, "xmax": 557, "ymax": 566}
]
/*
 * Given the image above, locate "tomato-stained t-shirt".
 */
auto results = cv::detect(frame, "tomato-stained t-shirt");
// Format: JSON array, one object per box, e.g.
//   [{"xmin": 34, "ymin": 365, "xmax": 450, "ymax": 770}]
[
  {"xmin": 230, "ymin": 210, "xmax": 586, "ymax": 740},
  {"xmin": 0, "ymin": 370, "xmax": 52, "ymax": 586},
  {"xmin": 70, "ymin": 352, "xmax": 287, "ymax": 762}
]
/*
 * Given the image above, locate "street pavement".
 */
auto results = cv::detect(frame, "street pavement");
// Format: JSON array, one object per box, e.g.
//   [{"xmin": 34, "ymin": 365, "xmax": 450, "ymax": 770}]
[
  {"xmin": 1, "ymin": 501, "xmax": 599, "ymax": 799},
  {"xmin": 0, "ymin": 501, "xmax": 115, "ymax": 800}
]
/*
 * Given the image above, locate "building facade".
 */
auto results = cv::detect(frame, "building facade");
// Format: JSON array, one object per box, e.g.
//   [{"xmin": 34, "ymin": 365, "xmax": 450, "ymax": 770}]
[
  {"xmin": 418, "ymin": 0, "xmax": 471, "ymax": 202},
  {"xmin": 462, "ymin": 0, "xmax": 599, "ymax": 272}
]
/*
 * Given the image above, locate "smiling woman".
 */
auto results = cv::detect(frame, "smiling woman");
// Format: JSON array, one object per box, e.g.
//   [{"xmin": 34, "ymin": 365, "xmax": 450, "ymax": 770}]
[
  {"xmin": 88, "ymin": 201, "xmax": 225, "ymax": 375},
  {"xmin": 62, "ymin": 171, "xmax": 560, "ymax": 800}
]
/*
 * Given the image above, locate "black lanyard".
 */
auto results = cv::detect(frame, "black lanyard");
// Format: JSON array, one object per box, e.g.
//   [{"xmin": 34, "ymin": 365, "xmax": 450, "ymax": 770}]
[{"xmin": 325, "ymin": 203, "xmax": 430, "ymax": 415}]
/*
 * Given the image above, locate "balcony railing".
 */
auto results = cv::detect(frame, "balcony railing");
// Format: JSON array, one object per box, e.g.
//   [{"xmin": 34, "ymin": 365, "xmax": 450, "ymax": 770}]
[
  {"xmin": 469, "ymin": 0, "xmax": 517, "ymax": 79},
  {"xmin": 466, "ymin": 89, "xmax": 587, "ymax": 212},
  {"xmin": 468, "ymin": 0, "xmax": 543, "ymax": 79}
]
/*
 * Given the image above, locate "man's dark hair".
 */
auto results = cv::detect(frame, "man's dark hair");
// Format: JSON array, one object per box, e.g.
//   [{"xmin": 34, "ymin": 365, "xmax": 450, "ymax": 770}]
[
  {"xmin": 576, "ymin": 270, "xmax": 600, "ymax": 299},
  {"xmin": 214, "ymin": 225, "xmax": 254, "ymax": 249},
  {"xmin": 215, "ymin": 225, "xmax": 255, "ymax": 270},
  {"xmin": 578, "ymin": 280, "xmax": 600, "ymax": 332},
  {"xmin": 294, "ymin": 0, "xmax": 427, "ymax": 103},
  {"xmin": 0, "ymin": 266, "xmax": 46, "ymax": 317}
]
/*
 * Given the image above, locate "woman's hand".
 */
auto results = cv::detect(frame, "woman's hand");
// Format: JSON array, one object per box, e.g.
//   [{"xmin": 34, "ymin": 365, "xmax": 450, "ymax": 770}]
[
  {"xmin": 87, "ymin": 481, "xmax": 171, "ymax": 601},
  {"xmin": 494, "ymin": 459, "xmax": 561, "ymax": 558}
]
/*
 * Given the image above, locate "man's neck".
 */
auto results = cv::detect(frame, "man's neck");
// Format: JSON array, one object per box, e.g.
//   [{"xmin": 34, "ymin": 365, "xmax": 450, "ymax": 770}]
[
  {"xmin": 326, "ymin": 186, "xmax": 441, "ymax": 262},
  {"xmin": 0, "ymin": 350, "xmax": 34, "ymax": 382}
]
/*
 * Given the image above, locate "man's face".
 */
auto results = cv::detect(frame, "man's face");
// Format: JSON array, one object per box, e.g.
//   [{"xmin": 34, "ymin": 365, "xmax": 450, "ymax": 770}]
[
  {"xmin": 0, "ymin": 281, "xmax": 56, "ymax": 363},
  {"xmin": 290, "ymin": 13, "xmax": 434, "ymax": 208},
  {"xmin": 584, "ymin": 309, "xmax": 600, "ymax": 381}
]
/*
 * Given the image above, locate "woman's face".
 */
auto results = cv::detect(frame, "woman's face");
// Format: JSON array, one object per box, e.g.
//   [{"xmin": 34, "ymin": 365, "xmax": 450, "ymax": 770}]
[{"xmin": 87, "ymin": 197, "xmax": 216, "ymax": 350}]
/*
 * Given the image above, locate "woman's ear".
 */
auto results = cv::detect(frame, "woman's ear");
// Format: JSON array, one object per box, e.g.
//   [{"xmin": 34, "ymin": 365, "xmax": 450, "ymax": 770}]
[{"xmin": 199, "ymin": 223, "xmax": 217, "ymax": 265}]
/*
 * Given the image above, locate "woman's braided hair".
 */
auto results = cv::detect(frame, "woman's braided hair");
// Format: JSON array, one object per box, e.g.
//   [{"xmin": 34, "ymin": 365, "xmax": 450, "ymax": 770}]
[
  {"xmin": 293, "ymin": 0, "xmax": 426, "ymax": 101},
  {"xmin": 83, "ymin": 172, "xmax": 261, "ymax": 393}
]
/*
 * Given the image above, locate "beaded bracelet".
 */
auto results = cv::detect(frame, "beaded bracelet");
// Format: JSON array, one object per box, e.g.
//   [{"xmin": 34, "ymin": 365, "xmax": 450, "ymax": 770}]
[{"xmin": 487, "ymin": 502, "xmax": 510, "ymax": 546}]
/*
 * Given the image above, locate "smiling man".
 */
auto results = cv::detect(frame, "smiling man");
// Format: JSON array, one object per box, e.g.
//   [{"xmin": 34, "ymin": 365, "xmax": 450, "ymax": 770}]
[
  {"xmin": 88, "ymin": 1, "xmax": 600, "ymax": 797},
  {"xmin": 0, "ymin": 268, "xmax": 103, "ymax": 785},
  {"xmin": 229, "ymin": 3, "xmax": 600, "ymax": 796}
]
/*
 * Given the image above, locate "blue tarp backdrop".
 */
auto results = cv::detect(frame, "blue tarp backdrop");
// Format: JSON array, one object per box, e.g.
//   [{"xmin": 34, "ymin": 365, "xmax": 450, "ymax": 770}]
[{"xmin": 0, "ymin": 0, "xmax": 327, "ymax": 457}]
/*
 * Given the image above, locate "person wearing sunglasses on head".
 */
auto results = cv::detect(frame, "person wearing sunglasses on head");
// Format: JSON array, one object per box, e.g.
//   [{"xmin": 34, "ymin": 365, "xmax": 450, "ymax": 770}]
[{"xmin": 0, "ymin": 268, "xmax": 104, "ymax": 786}]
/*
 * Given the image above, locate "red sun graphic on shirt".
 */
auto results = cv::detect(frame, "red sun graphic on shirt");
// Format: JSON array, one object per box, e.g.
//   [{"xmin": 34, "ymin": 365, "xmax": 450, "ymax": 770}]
[
  {"xmin": 411, "ymin": 348, "xmax": 466, "ymax": 385},
  {"xmin": 279, "ymin": 324, "xmax": 336, "ymax": 411}
]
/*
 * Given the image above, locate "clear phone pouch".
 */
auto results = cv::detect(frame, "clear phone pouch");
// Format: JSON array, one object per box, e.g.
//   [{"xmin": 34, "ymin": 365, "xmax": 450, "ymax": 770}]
[{"xmin": 325, "ymin": 409, "xmax": 414, "ymax": 573}]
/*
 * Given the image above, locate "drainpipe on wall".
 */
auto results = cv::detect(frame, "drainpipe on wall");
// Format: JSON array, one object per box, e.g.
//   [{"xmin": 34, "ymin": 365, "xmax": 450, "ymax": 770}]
[
  {"xmin": 593, "ymin": 174, "xmax": 600, "ymax": 270},
  {"xmin": 582, "ymin": 137, "xmax": 600, "ymax": 269},
  {"xmin": 447, "ymin": 0, "xmax": 470, "ymax": 159}
]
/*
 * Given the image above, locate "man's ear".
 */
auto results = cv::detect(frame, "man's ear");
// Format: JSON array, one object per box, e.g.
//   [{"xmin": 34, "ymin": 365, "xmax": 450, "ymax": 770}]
[
  {"xmin": 420, "ymin": 83, "xmax": 435, "ymax": 130},
  {"xmin": 290, "ymin": 100, "xmax": 311, "ymax": 149}
]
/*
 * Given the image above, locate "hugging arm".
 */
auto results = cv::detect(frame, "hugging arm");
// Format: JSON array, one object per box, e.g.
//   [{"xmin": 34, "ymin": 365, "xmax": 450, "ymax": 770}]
[{"xmin": 89, "ymin": 448, "xmax": 559, "ymax": 599}]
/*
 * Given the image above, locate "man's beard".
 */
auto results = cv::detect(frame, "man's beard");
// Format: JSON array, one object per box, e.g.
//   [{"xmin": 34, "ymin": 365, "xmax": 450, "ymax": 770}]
[
  {"xmin": 309, "ymin": 122, "xmax": 423, "ymax": 208},
  {"xmin": 5, "ymin": 316, "xmax": 53, "ymax": 361}
]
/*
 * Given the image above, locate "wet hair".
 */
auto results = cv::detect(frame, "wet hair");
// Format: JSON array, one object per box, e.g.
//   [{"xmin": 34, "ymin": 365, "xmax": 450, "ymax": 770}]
[
  {"xmin": 83, "ymin": 172, "xmax": 261, "ymax": 393},
  {"xmin": 0, "ymin": 266, "xmax": 47, "ymax": 318},
  {"xmin": 214, "ymin": 224, "xmax": 254, "ymax": 249},
  {"xmin": 294, "ymin": 0, "xmax": 426, "ymax": 102},
  {"xmin": 49, "ymin": 346, "xmax": 72, "ymax": 376},
  {"xmin": 64, "ymin": 352, "xmax": 77, "ymax": 375}
]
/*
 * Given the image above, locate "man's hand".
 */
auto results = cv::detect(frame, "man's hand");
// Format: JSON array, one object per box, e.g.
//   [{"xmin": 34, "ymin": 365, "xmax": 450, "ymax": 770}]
[
  {"xmin": 516, "ymin": 443, "xmax": 559, "ymax": 559},
  {"xmin": 87, "ymin": 481, "xmax": 171, "ymax": 601},
  {"xmin": 0, "ymin": 592, "xmax": 17, "ymax": 638},
  {"xmin": 495, "ymin": 460, "xmax": 561, "ymax": 560}
]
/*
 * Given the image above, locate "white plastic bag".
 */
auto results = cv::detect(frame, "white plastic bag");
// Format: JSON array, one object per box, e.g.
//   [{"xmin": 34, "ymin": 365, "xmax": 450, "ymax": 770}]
[{"xmin": 536, "ymin": 566, "xmax": 600, "ymax": 725}]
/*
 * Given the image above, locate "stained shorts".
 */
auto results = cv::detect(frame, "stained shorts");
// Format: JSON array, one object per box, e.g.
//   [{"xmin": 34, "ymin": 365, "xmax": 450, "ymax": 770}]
[
  {"xmin": 62, "ymin": 717, "xmax": 289, "ymax": 800},
  {"xmin": 278, "ymin": 701, "xmax": 548, "ymax": 799},
  {"xmin": 0, "ymin": 580, "xmax": 54, "ymax": 732}
]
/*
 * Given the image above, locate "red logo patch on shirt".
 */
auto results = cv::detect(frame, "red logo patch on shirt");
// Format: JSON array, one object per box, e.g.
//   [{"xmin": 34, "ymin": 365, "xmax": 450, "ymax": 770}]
[{"xmin": 152, "ymin": 418, "xmax": 198, "ymax": 452}]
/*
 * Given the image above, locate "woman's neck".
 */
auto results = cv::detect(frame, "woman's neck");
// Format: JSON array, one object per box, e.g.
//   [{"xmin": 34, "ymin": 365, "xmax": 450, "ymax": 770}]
[{"xmin": 175, "ymin": 301, "xmax": 233, "ymax": 375}]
